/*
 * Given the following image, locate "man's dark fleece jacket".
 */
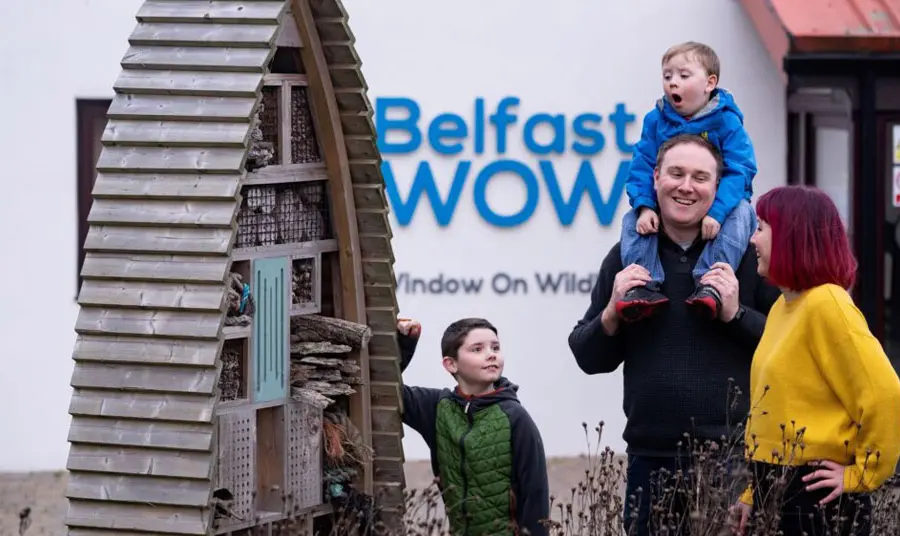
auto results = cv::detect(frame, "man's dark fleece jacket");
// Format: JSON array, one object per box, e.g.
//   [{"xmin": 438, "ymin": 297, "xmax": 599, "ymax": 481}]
[{"xmin": 568, "ymin": 233, "xmax": 781, "ymax": 456}]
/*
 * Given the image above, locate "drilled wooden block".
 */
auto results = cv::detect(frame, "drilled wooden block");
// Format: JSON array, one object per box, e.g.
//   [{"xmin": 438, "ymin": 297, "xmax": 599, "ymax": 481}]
[
  {"xmin": 285, "ymin": 400, "xmax": 323, "ymax": 510},
  {"xmin": 291, "ymin": 255, "xmax": 321, "ymax": 313},
  {"xmin": 217, "ymin": 411, "xmax": 256, "ymax": 524}
]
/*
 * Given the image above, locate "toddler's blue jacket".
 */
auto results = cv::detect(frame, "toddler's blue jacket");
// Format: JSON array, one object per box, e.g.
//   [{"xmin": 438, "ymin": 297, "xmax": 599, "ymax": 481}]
[{"xmin": 626, "ymin": 88, "xmax": 757, "ymax": 224}]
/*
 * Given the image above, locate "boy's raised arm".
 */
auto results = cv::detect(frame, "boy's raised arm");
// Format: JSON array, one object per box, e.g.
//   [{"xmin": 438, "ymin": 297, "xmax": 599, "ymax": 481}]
[
  {"xmin": 510, "ymin": 406, "xmax": 550, "ymax": 536},
  {"xmin": 401, "ymin": 384, "xmax": 441, "ymax": 449},
  {"xmin": 397, "ymin": 327, "xmax": 441, "ymax": 449}
]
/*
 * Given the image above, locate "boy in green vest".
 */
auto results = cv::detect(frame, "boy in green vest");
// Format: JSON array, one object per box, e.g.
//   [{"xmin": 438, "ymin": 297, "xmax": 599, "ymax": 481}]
[{"xmin": 396, "ymin": 317, "xmax": 550, "ymax": 536}]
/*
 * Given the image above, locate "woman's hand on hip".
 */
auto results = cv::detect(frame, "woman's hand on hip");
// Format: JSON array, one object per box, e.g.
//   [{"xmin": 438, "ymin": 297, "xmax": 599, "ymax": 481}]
[
  {"xmin": 728, "ymin": 501, "xmax": 750, "ymax": 535},
  {"xmin": 802, "ymin": 460, "xmax": 846, "ymax": 504}
]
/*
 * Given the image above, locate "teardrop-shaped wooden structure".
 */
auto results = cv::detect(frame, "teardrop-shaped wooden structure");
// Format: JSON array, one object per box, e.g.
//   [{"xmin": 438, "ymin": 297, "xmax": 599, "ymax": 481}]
[{"xmin": 65, "ymin": 1, "xmax": 406, "ymax": 533}]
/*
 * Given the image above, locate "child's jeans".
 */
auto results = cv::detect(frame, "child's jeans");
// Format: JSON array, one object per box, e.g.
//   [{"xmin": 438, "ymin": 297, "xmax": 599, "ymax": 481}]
[{"xmin": 620, "ymin": 200, "xmax": 757, "ymax": 286}]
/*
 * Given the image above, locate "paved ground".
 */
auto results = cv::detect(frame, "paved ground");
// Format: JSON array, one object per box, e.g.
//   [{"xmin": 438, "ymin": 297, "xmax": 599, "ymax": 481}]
[
  {"xmin": 0, "ymin": 456, "xmax": 609, "ymax": 536},
  {"xmin": 0, "ymin": 470, "xmax": 69, "ymax": 536},
  {"xmin": 9, "ymin": 460, "xmax": 895, "ymax": 535}
]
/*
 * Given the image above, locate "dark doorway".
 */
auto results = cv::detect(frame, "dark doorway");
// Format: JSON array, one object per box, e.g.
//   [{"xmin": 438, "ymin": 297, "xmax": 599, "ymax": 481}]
[
  {"xmin": 880, "ymin": 114, "xmax": 900, "ymax": 370},
  {"xmin": 75, "ymin": 99, "xmax": 111, "ymax": 296}
]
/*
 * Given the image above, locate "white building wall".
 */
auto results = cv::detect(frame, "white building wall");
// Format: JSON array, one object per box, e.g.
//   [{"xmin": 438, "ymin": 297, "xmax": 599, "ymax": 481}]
[
  {"xmin": 0, "ymin": 0, "xmax": 145, "ymax": 472},
  {"xmin": 0, "ymin": 0, "xmax": 785, "ymax": 471}
]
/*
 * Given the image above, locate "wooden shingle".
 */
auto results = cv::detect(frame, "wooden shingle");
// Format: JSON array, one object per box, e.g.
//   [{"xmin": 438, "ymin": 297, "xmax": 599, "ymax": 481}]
[
  {"xmin": 129, "ymin": 23, "xmax": 278, "ymax": 48},
  {"xmin": 122, "ymin": 45, "xmax": 273, "ymax": 72},
  {"xmin": 64, "ymin": 1, "xmax": 285, "ymax": 534}
]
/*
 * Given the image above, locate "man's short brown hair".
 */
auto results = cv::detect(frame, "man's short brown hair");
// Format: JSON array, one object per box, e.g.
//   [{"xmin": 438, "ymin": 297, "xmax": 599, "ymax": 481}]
[
  {"xmin": 662, "ymin": 41, "xmax": 720, "ymax": 78},
  {"xmin": 655, "ymin": 133, "xmax": 724, "ymax": 180}
]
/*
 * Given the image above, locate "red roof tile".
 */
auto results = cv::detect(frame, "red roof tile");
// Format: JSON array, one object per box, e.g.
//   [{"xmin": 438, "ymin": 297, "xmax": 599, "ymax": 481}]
[{"xmin": 741, "ymin": 0, "xmax": 900, "ymax": 54}]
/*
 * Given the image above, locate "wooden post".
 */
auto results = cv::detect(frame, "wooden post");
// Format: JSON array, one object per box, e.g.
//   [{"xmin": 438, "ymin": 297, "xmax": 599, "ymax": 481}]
[{"xmin": 290, "ymin": 0, "xmax": 373, "ymax": 495}]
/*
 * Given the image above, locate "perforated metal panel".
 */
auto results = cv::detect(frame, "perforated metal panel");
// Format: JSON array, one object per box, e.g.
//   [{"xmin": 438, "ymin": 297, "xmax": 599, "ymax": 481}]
[
  {"xmin": 217, "ymin": 411, "xmax": 257, "ymax": 524},
  {"xmin": 286, "ymin": 400, "xmax": 322, "ymax": 509}
]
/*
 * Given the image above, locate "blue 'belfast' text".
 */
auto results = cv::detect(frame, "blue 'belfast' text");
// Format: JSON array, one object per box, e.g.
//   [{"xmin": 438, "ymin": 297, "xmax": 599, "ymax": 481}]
[{"xmin": 374, "ymin": 96, "xmax": 637, "ymax": 228}]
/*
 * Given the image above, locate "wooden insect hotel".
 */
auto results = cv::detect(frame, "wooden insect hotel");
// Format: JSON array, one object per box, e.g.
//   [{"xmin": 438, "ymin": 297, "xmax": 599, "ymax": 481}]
[{"xmin": 64, "ymin": 1, "xmax": 408, "ymax": 534}]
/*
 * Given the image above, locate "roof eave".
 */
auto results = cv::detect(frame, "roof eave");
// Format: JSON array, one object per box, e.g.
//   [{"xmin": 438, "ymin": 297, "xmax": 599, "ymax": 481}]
[
  {"xmin": 792, "ymin": 34, "xmax": 900, "ymax": 54},
  {"xmin": 739, "ymin": 0, "xmax": 792, "ymax": 79}
]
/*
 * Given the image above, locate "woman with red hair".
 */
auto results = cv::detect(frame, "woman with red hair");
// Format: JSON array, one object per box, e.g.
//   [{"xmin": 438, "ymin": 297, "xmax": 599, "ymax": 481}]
[{"xmin": 732, "ymin": 185, "xmax": 900, "ymax": 535}]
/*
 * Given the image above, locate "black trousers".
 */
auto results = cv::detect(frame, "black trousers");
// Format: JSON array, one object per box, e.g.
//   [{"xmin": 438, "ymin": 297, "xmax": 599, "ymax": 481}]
[
  {"xmin": 748, "ymin": 461, "xmax": 872, "ymax": 536},
  {"xmin": 624, "ymin": 455, "xmax": 689, "ymax": 536},
  {"xmin": 624, "ymin": 453, "xmax": 745, "ymax": 536}
]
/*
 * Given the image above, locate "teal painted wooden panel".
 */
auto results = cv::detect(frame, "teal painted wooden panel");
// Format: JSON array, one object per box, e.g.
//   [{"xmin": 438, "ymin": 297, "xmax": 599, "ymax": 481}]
[{"xmin": 251, "ymin": 256, "xmax": 289, "ymax": 403}]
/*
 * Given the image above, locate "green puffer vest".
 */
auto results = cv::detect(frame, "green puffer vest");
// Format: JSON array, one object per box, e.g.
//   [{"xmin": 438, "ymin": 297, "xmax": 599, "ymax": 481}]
[{"xmin": 435, "ymin": 397, "xmax": 514, "ymax": 536}]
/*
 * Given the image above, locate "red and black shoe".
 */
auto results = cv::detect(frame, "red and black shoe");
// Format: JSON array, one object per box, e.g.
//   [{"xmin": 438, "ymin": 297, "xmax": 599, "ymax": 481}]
[
  {"xmin": 685, "ymin": 284, "xmax": 722, "ymax": 320},
  {"xmin": 616, "ymin": 285, "xmax": 669, "ymax": 322}
]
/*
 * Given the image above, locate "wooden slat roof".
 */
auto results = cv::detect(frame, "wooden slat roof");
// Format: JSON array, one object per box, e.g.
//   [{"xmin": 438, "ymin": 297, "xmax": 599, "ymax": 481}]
[{"xmin": 65, "ymin": 1, "xmax": 286, "ymax": 534}]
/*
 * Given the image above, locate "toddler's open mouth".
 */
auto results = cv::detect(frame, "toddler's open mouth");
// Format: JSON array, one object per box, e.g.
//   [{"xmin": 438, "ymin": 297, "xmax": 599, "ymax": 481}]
[{"xmin": 671, "ymin": 94, "xmax": 683, "ymax": 104}]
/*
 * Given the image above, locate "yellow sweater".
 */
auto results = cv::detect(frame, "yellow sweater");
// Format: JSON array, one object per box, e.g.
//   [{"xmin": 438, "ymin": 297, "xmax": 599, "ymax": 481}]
[{"xmin": 741, "ymin": 284, "xmax": 900, "ymax": 504}]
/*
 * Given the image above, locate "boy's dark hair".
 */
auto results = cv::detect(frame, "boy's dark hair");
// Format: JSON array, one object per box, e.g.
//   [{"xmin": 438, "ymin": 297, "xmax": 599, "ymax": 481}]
[
  {"xmin": 440, "ymin": 317, "xmax": 498, "ymax": 358},
  {"xmin": 655, "ymin": 133, "xmax": 725, "ymax": 180}
]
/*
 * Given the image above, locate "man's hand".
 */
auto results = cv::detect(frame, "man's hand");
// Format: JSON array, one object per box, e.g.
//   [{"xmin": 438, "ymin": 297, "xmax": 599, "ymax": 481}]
[
  {"xmin": 600, "ymin": 264, "xmax": 652, "ymax": 334},
  {"xmin": 606, "ymin": 264, "xmax": 652, "ymax": 310},
  {"xmin": 636, "ymin": 208, "xmax": 659, "ymax": 235},
  {"xmin": 700, "ymin": 262, "xmax": 740, "ymax": 322},
  {"xmin": 701, "ymin": 215, "xmax": 721, "ymax": 240}
]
